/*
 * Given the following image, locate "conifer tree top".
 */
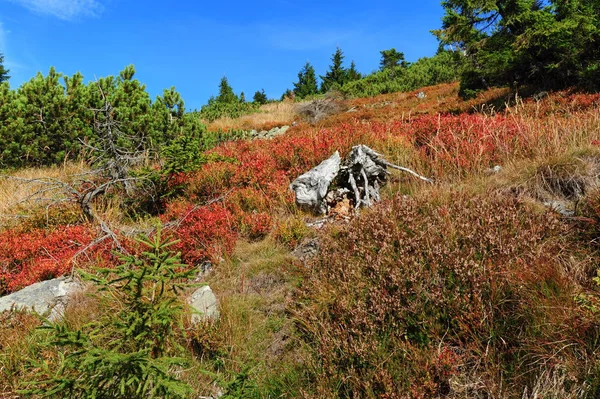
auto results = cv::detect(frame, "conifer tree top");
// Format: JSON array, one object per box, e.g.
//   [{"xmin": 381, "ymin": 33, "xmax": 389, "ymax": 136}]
[
  {"xmin": 0, "ymin": 53, "xmax": 10, "ymax": 83},
  {"xmin": 320, "ymin": 47, "xmax": 348, "ymax": 93}
]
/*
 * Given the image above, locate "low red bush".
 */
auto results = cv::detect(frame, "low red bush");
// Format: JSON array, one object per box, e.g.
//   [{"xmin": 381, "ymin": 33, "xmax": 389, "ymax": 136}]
[
  {"xmin": 161, "ymin": 201, "xmax": 237, "ymax": 265},
  {"xmin": 0, "ymin": 225, "xmax": 97, "ymax": 294}
]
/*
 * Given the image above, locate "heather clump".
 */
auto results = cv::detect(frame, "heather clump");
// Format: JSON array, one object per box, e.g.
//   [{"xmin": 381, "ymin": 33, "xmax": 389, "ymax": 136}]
[{"xmin": 294, "ymin": 192, "xmax": 599, "ymax": 398}]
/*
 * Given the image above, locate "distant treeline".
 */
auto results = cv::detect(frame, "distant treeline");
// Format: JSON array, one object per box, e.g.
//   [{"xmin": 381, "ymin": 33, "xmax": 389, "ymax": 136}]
[
  {"xmin": 0, "ymin": 49, "xmax": 464, "ymax": 169},
  {"xmin": 285, "ymin": 48, "xmax": 464, "ymax": 100}
]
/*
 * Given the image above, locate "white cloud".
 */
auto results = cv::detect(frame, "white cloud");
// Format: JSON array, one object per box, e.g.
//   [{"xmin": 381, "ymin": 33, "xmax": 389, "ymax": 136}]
[{"xmin": 6, "ymin": 0, "xmax": 104, "ymax": 20}]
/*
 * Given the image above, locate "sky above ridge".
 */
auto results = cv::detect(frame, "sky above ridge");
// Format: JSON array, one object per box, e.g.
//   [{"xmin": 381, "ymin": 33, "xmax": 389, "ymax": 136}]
[{"xmin": 0, "ymin": 0, "xmax": 445, "ymax": 110}]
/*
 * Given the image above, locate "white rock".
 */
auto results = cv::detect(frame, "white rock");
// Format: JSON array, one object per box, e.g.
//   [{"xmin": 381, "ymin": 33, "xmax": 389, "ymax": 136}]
[
  {"xmin": 0, "ymin": 277, "xmax": 83, "ymax": 321},
  {"xmin": 188, "ymin": 285, "xmax": 219, "ymax": 323}
]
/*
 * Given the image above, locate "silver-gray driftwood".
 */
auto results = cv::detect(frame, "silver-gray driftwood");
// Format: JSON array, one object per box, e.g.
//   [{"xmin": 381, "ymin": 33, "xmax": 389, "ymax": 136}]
[
  {"xmin": 289, "ymin": 151, "xmax": 341, "ymax": 214},
  {"xmin": 290, "ymin": 145, "xmax": 431, "ymax": 214}
]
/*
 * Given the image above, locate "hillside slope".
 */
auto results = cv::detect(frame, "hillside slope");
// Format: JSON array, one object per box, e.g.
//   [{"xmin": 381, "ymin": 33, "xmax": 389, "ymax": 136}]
[{"xmin": 2, "ymin": 83, "xmax": 600, "ymax": 398}]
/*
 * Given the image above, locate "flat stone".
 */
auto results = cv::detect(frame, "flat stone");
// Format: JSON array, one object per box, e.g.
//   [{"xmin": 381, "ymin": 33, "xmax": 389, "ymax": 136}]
[
  {"xmin": 293, "ymin": 238, "xmax": 320, "ymax": 263},
  {"xmin": 274, "ymin": 125, "xmax": 290, "ymax": 136},
  {"xmin": 188, "ymin": 285, "xmax": 219, "ymax": 323},
  {"xmin": 0, "ymin": 276, "xmax": 83, "ymax": 320}
]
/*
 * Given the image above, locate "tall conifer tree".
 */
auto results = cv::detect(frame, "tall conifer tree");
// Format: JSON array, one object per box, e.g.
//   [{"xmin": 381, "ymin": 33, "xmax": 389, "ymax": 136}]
[
  {"xmin": 379, "ymin": 48, "xmax": 407, "ymax": 71},
  {"xmin": 435, "ymin": 0, "xmax": 600, "ymax": 94},
  {"xmin": 293, "ymin": 62, "xmax": 319, "ymax": 98},
  {"xmin": 253, "ymin": 89, "xmax": 268, "ymax": 104},
  {"xmin": 216, "ymin": 76, "xmax": 238, "ymax": 104},
  {"xmin": 347, "ymin": 61, "xmax": 362, "ymax": 82},
  {"xmin": 320, "ymin": 47, "xmax": 347, "ymax": 93}
]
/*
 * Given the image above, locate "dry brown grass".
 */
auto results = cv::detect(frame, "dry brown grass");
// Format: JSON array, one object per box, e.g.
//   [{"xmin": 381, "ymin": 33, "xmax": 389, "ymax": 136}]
[
  {"xmin": 207, "ymin": 100, "xmax": 300, "ymax": 131},
  {"xmin": 181, "ymin": 238, "xmax": 309, "ymax": 396},
  {"xmin": 2, "ymin": 84, "xmax": 600, "ymax": 397},
  {"xmin": 0, "ymin": 310, "xmax": 43, "ymax": 396},
  {"xmin": 0, "ymin": 162, "xmax": 88, "ymax": 229}
]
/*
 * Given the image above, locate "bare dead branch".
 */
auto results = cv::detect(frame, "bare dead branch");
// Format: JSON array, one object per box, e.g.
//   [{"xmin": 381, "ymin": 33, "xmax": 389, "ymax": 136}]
[{"xmin": 378, "ymin": 160, "xmax": 433, "ymax": 183}]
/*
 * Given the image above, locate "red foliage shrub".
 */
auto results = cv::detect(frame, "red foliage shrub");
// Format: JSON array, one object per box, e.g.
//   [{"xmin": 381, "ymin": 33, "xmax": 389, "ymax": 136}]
[
  {"xmin": 186, "ymin": 161, "xmax": 238, "ymax": 200},
  {"xmin": 161, "ymin": 201, "xmax": 237, "ymax": 265},
  {"xmin": 406, "ymin": 113, "xmax": 534, "ymax": 172},
  {"xmin": 240, "ymin": 212, "xmax": 272, "ymax": 240},
  {"xmin": 0, "ymin": 225, "xmax": 97, "ymax": 294}
]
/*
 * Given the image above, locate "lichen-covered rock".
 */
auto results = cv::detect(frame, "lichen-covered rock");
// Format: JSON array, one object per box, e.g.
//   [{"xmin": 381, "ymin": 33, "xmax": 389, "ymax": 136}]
[
  {"xmin": 293, "ymin": 238, "xmax": 320, "ymax": 264},
  {"xmin": 0, "ymin": 277, "xmax": 83, "ymax": 320},
  {"xmin": 248, "ymin": 125, "xmax": 290, "ymax": 140}
]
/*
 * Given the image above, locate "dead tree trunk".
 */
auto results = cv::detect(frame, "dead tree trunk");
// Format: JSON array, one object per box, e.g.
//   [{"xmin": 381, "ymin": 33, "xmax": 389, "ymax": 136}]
[
  {"xmin": 289, "ymin": 151, "xmax": 341, "ymax": 214},
  {"xmin": 290, "ymin": 145, "xmax": 432, "ymax": 215}
]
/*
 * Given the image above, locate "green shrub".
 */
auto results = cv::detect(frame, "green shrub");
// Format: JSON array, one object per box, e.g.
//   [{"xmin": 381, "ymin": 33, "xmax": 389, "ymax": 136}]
[
  {"xmin": 198, "ymin": 100, "xmax": 259, "ymax": 122},
  {"xmin": 21, "ymin": 231, "xmax": 196, "ymax": 399},
  {"xmin": 273, "ymin": 216, "xmax": 310, "ymax": 249},
  {"xmin": 0, "ymin": 66, "xmax": 196, "ymax": 169},
  {"xmin": 341, "ymin": 51, "xmax": 464, "ymax": 98}
]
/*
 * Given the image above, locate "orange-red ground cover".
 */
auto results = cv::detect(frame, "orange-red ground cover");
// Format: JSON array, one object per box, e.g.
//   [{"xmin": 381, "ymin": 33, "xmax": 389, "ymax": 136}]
[{"xmin": 2, "ymin": 85, "xmax": 600, "ymax": 294}]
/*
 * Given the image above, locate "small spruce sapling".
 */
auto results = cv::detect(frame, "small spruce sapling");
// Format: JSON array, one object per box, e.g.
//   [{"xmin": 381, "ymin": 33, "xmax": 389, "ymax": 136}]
[{"xmin": 21, "ymin": 231, "xmax": 197, "ymax": 399}]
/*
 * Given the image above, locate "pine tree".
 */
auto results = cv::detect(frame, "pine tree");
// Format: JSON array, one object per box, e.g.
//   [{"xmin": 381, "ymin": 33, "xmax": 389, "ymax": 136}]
[
  {"xmin": 253, "ymin": 89, "xmax": 268, "ymax": 104},
  {"xmin": 320, "ymin": 47, "xmax": 347, "ymax": 93},
  {"xmin": 435, "ymin": 0, "xmax": 600, "ymax": 95},
  {"xmin": 347, "ymin": 61, "xmax": 362, "ymax": 82},
  {"xmin": 280, "ymin": 89, "xmax": 294, "ymax": 101},
  {"xmin": 379, "ymin": 48, "xmax": 407, "ymax": 71},
  {"xmin": 153, "ymin": 86, "xmax": 187, "ymax": 142},
  {"xmin": 293, "ymin": 62, "xmax": 319, "ymax": 98},
  {"xmin": 96, "ymin": 65, "xmax": 155, "ymax": 145},
  {"xmin": 0, "ymin": 64, "xmax": 197, "ymax": 168},
  {"xmin": 216, "ymin": 76, "xmax": 238, "ymax": 104},
  {"xmin": 159, "ymin": 86, "xmax": 185, "ymax": 119},
  {"xmin": 0, "ymin": 53, "xmax": 9, "ymax": 83}
]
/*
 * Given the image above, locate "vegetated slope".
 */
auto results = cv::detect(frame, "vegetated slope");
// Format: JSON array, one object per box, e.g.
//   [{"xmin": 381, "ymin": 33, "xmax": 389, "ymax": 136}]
[
  {"xmin": 295, "ymin": 192, "xmax": 598, "ymax": 398},
  {"xmin": 2, "ymin": 83, "xmax": 600, "ymax": 397}
]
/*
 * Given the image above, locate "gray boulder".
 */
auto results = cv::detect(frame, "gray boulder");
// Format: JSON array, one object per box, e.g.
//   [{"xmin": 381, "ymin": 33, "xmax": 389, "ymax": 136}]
[
  {"xmin": 188, "ymin": 285, "xmax": 219, "ymax": 323},
  {"xmin": 0, "ymin": 276, "xmax": 83, "ymax": 320}
]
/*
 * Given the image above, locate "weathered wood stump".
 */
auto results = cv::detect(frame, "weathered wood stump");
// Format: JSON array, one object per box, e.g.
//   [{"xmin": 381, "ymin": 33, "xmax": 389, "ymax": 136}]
[
  {"xmin": 289, "ymin": 151, "xmax": 341, "ymax": 214},
  {"xmin": 290, "ymin": 145, "xmax": 431, "ymax": 215}
]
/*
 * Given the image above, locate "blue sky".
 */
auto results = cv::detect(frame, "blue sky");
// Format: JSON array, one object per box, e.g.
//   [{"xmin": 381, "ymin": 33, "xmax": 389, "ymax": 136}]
[{"xmin": 0, "ymin": 0, "xmax": 445, "ymax": 110}]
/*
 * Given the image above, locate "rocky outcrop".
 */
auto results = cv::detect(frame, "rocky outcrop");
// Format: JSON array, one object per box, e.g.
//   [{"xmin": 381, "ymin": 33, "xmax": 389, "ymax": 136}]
[
  {"xmin": 248, "ymin": 125, "xmax": 290, "ymax": 140},
  {"xmin": 0, "ymin": 277, "xmax": 83, "ymax": 321}
]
